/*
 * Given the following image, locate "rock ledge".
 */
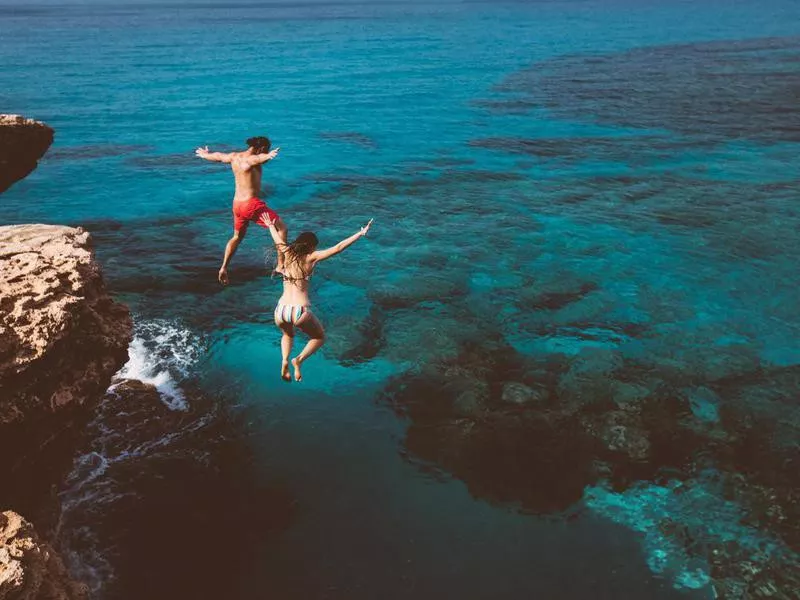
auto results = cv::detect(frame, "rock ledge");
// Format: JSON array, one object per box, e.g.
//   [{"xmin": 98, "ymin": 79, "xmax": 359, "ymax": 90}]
[
  {"xmin": 0, "ymin": 224, "xmax": 132, "ymax": 425},
  {"xmin": 0, "ymin": 115, "xmax": 54, "ymax": 194},
  {"xmin": 0, "ymin": 511, "xmax": 87, "ymax": 600}
]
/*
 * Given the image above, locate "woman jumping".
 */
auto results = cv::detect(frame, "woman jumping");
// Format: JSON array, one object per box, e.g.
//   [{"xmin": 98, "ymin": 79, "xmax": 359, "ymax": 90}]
[{"xmin": 262, "ymin": 214, "xmax": 374, "ymax": 381}]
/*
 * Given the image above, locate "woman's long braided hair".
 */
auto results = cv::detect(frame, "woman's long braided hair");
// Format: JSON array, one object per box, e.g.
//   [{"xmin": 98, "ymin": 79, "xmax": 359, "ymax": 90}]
[{"xmin": 282, "ymin": 231, "xmax": 319, "ymax": 279}]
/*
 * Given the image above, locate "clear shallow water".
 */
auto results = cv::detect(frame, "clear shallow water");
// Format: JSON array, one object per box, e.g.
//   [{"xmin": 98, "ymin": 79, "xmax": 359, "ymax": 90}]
[{"xmin": 2, "ymin": 0, "xmax": 800, "ymax": 597}]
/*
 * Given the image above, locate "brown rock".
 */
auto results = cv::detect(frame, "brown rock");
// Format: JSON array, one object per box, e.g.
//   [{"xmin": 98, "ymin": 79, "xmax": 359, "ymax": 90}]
[
  {"xmin": 595, "ymin": 411, "xmax": 651, "ymax": 461},
  {"xmin": 0, "ymin": 511, "xmax": 87, "ymax": 600},
  {"xmin": 0, "ymin": 115, "xmax": 54, "ymax": 194},
  {"xmin": 500, "ymin": 381, "xmax": 546, "ymax": 406},
  {"xmin": 0, "ymin": 224, "xmax": 132, "ymax": 425}
]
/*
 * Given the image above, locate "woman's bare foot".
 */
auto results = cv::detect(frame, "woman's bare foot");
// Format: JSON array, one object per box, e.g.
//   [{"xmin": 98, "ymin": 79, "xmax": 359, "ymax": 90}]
[
  {"xmin": 281, "ymin": 361, "xmax": 291, "ymax": 382},
  {"xmin": 291, "ymin": 357, "xmax": 303, "ymax": 382}
]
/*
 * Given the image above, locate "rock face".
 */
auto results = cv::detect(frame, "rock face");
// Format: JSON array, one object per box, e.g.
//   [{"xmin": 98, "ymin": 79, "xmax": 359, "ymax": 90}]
[
  {"xmin": 0, "ymin": 224, "xmax": 132, "ymax": 426},
  {"xmin": 0, "ymin": 224, "xmax": 132, "ymax": 536},
  {"xmin": 0, "ymin": 119, "xmax": 131, "ymax": 599},
  {"xmin": 0, "ymin": 511, "xmax": 88, "ymax": 600},
  {"xmin": 0, "ymin": 115, "xmax": 54, "ymax": 194}
]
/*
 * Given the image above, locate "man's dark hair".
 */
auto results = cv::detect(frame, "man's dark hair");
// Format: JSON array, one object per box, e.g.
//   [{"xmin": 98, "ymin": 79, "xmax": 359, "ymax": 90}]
[{"xmin": 246, "ymin": 136, "xmax": 271, "ymax": 154}]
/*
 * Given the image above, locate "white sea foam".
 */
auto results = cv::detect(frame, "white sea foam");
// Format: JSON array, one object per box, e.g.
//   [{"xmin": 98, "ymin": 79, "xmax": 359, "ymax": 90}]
[{"xmin": 115, "ymin": 319, "xmax": 204, "ymax": 411}]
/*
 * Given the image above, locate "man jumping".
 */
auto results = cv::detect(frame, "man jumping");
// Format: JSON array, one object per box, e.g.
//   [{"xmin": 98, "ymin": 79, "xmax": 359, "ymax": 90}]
[{"xmin": 195, "ymin": 136, "xmax": 287, "ymax": 285}]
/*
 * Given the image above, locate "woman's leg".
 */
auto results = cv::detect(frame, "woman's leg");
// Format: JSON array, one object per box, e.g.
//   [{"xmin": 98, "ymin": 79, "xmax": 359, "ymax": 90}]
[
  {"xmin": 275, "ymin": 314, "xmax": 294, "ymax": 382},
  {"xmin": 291, "ymin": 312, "xmax": 325, "ymax": 382}
]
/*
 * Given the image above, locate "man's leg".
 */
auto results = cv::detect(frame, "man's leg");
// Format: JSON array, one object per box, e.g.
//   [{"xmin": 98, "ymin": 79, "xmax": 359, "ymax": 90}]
[{"xmin": 219, "ymin": 226, "xmax": 247, "ymax": 285}]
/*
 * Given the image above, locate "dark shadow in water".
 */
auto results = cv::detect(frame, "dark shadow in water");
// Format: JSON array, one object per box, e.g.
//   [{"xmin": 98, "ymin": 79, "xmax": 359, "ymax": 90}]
[
  {"xmin": 482, "ymin": 36, "xmax": 800, "ymax": 143},
  {"xmin": 46, "ymin": 144, "xmax": 154, "ymax": 162},
  {"xmin": 0, "ymin": 408, "xmax": 92, "ymax": 536},
  {"xmin": 467, "ymin": 134, "xmax": 716, "ymax": 168},
  {"xmin": 319, "ymin": 131, "xmax": 377, "ymax": 149},
  {"xmin": 78, "ymin": 213, "xmax": 279, "ymax": 309},
  {"xmin": 59, "ymin": 380, "xmax": 296, "ymax": 600}
]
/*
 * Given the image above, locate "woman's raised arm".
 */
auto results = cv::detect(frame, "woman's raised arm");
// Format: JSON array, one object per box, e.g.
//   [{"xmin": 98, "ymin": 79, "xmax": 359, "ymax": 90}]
[
  {"xmin": 312, "ymin": 219, "xmax": 373, "ymax": 263},
  {"xmin": 260, "ymin": 213, "xmax": 289, "ymax": 252}
]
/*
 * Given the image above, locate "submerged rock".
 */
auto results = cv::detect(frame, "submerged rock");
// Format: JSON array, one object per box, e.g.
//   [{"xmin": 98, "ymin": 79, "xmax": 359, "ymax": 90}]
[
  {"xmin": 381, "ymin": 321, "xmax": 800, "ymax": 595},
  {"xmin": 493, "ymin": 37, "xmax": 800, "ymax": 143},
  {"xmin": 0, "ymin": 115, "xmax": 54, "ymax": 194},
  {"xmin": 500, "ymin": 381, "xmax": 545, "ymax": 406},
  {"xmin": 0, "ymin": 511, "xmax": 87, "ymax": 600}
]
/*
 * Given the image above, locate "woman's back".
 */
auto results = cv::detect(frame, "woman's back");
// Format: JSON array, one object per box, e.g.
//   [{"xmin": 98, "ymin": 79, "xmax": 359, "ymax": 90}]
[{"xmin": 279, "ymin": 255, "xmax": 314, "ymax": 305}]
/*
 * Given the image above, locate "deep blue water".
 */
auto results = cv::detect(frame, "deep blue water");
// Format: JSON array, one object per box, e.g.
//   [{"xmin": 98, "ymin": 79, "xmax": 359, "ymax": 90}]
[{"xmin": 2, "ymin": 0, "xmax": 800, "ymax": 598}]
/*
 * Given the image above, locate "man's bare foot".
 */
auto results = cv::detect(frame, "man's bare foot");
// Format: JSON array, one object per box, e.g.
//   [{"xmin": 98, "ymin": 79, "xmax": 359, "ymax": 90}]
[
  {"xmin": 281, "ymin": 361, "xmax": 291, "ymax": 382},
  {"xmin": 291, "ymin": 357, "xmax": 303, "ymax": 382},
  {"xmin": 218, "ymin": 267, "xmax": 229, "ymax": 285}
]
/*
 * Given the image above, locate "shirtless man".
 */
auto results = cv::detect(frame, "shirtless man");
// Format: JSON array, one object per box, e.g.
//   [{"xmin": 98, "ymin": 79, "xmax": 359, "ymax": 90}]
[{"xmin": 195, "ymin": 136, "xmax": 287, "ymax": 285}]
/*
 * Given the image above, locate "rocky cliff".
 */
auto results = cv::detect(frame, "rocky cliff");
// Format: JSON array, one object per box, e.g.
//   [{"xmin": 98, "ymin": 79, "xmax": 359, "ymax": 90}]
[
  {"xmin": 0, "ymin": 224, "xmax": 132, "ymax": 426},
  {"xmin": 0, "ymin": 115, "xmax": 54, "ymax": 194},
  {"xmin": 0, "ymin": 512, "xmax": 88, "ymax": 600},
  {"xmin": 0, "ymin": 117, "xmax": 133, "ymax": 598}
]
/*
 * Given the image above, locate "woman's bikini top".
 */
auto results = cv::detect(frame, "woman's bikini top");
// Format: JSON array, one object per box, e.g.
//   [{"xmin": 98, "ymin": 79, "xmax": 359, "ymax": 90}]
[
  {"xmin": 282, "ymin": 271, "xmax": 312, "ymax": 283},
  {"xmin": 281, "ymin": 257, "xmax": 314, "ymax": 283}
]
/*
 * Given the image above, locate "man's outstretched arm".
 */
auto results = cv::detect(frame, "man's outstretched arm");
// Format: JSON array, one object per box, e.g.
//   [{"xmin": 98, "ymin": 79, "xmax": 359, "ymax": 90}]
[
  {"xmin": 195, "ymin": 146, "xmax": 233, "ymax": 163},
  {"xmin": 244, "ymin": 147, "xmax": 280, "ymax": 166}
]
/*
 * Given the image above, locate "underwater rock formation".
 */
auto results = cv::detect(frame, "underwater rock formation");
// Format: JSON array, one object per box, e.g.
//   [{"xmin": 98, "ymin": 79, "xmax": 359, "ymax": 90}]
[
  {"xmin": 382, "ymin": 334, "xmax": 800, "ymax": 598},
  {"xmin": 487, "ymin": 37, "xmax": 800, "ymax": 143},
  {"xmin": 0, "ymin": 115, "xmax": 54, "ymax": 194},
  {"xmin": 0, "ymin": 511, "xmax": 88, "ymax": 600}
]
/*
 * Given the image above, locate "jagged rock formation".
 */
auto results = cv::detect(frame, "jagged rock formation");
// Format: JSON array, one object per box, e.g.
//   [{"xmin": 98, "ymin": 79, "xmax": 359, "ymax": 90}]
[
  {"xmin": 0, "ymin": 224, "xmax": 132, "ymax": 587},
  {"xmin": 0, "ymin": 119, "xmax": 131, "ymax": 598},
  {"xmin": 0, "ymin": 115, "xmax": 54, "ymax": 194},
  {"xmin": 0, "ymin": 511, "xmax": 88, "ymax": 600},
  {"xmin": 0, "ymin": 224, "xmax": 132, "ymax": 425}
]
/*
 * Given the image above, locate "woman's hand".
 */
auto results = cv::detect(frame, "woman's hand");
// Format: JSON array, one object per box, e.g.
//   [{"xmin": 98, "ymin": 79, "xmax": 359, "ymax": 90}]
[{"xmin": 360, "ymin": 218, "xmax": 374, "ymax": 238}]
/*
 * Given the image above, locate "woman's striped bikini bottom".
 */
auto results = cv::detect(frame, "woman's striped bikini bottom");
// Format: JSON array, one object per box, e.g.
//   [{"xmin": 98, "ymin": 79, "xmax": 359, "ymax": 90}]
[{"xmin": 274, "ymin": 303, "xmax": 311, "ymax": 325}]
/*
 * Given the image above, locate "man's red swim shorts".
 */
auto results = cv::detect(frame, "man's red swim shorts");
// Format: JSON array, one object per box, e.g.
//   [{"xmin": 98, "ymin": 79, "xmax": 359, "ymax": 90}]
[{"xmin": 232, "ymin": 197, "xmax": 280, "ymax": 232}]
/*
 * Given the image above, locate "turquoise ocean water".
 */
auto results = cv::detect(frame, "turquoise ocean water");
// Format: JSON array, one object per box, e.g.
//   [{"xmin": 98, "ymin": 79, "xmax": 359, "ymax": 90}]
[{"xmin": 2, "ymin": 0, "xmax": 800, "ymax": 598}]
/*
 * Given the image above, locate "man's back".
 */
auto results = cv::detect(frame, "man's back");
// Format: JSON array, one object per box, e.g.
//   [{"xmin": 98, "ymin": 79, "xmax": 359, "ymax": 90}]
[{"xmin": 230, "ymin": 152, "xmax": 262, "ymax": 202}]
